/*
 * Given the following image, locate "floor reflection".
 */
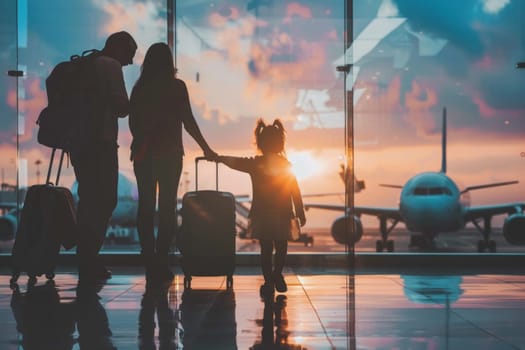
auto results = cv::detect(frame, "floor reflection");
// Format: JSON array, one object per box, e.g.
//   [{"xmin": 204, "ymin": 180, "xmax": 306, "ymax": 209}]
[
  {"xmin": 10, "ymin": 280, "xmax": 76, "ymax": 350},
  {"xmin": 251, "ymin": 294, "xmax": 305, "ymax": 350},
  {"xmin": 179, "ymin": 288, "xmax": 237, "ymax": 349},
  {"xmin": 401, "ymin": 275, "xmax": 463, "ymax": 350},
  {"xmin": 2, "ymin": 268, "xmax": 525, "ymax": 350},
  {"xmin": 10, "ymin": 280, "xmax": 116, "ymax": 350},
  {"xmin": 139, "ymin": 282, "xmax": 180, "ymax": 350},
  {"xmin": 401, "ymin": 275, "xmax": 463, "ymax": 304},
  {"xmin": 76, "ymin": 282, "xmax": 116, "ymax": 350}
]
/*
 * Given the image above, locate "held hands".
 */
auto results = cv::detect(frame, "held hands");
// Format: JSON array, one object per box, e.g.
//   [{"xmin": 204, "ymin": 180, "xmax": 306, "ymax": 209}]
[{"xmin": 203, "ymin": 148, "xmax": 218, "ymax": 162}]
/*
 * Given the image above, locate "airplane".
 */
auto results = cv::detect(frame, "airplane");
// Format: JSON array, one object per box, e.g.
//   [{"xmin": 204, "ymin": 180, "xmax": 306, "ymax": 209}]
[
  {"xmin": 305, "ymin": 108, "xmax": 525, "ymax": 252},
  {"xmin": 0, "ymin": 173, "xmax": 141, "ymax": 244},
  {"xmin": 0, "ymin": 183, "xmax": 26, "ymax": 241},
  {"xmin": 0, "ymin": 183, "xmax": 19, "ymax": 213},
  {"xmin": 0, "ymin": 207, "xmax": 18, "ymax": 242}
]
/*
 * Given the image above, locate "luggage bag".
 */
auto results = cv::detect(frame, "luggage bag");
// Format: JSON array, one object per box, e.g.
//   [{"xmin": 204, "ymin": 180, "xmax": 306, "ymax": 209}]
[
  {"xmin": 179, "ymin": 157, "xmax": 236, "ymax": 289},
  {"xmin": 10, "ymin": 148, "xmax": 77, "ymax": 285}
]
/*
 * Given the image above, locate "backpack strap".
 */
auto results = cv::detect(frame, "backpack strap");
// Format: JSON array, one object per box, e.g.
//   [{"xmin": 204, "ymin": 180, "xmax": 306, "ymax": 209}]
[{"xmin": 70, "ymin": 49, "xmax": 100, "ymax": 61}]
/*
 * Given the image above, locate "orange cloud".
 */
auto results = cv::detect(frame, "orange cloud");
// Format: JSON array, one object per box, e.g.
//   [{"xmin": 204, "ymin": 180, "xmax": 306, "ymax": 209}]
[
  {"xmin": 101, "ymin": 2, "xmax": 160, "ymax": 35},
  {"xmin": 247, "ymin": 36, "xmax": 331, "ymax": 90},
  {"xmin": 404, "ymin": 80, "xmax": 439, "ymax": 134},
  {"xmin": 355, "ymin": 75, "xmax": 403, "ymax": 115},
  {"xmin": 473, "ymin": 94, "xmax": 498, "ymax": 118},
  {"xmin": 472, "ymin": 92, "xmax": 523, "ymax": 121},
  {"xmin": 326, "ymin": 29, "xmax": 338, "ymax": 41},
  {"xmin": 284, "ymin": 3, "xmax": 313, "ymax": 23},
  {"xmin": 6, "ymin": 78, "xmax": 47, "ymax": 144},
  {"xmin": 474, "ymin": 54, "xmax": 494, "ymax": 70},
  {"xmin": 209, "ymin": 12, "xmax": 228, "ymax": 28},
  {"xmin": 95, "ymin": 0, "xmax": 165, "ymax": 64},
  {"xmin": 210, "ymin": 5, "xmax": 241, "ymax": 27}
]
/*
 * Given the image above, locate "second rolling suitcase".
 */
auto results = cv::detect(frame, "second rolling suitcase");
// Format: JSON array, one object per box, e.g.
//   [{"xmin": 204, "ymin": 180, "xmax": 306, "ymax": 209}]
[
  {"xmin": 10, "ymin": 149, "xmax": 77, "ymax": 285},
  {"xmin": 179, "ymin": 157, "xmax": 236, "ymax": 289}
]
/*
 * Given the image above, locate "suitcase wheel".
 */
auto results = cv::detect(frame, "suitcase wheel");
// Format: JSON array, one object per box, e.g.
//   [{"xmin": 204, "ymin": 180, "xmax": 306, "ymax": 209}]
[
  {"xmin": 226, "ymin": 275, "xmax": 233, "ymax": 289},
  {"xmin": 10, "ymin": 271, "xmax": 20, "ymax": 284},
  {"xmin": 10, "ymin": 272, "xmax": 20, "ymax": 289},
  {"xmin": 28, "ymin": 276, "xmax": 37, "ymax": 286},
  {"xmin": 184, "ymin": 276, "xmax": 192, "ymax": 289}
]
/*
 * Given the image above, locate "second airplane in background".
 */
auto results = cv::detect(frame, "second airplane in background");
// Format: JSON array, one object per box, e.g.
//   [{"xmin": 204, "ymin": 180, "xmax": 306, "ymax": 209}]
[{"xmin": 306, "ymin": 108, "xmax": 525, "ymax": 252}]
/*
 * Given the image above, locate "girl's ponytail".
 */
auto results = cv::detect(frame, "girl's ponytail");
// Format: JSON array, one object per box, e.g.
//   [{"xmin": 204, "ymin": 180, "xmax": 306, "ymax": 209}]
[
  {"xmin": 272, "ymin": 119, "xmax": 286, "ymax": 139},
  {"xmin": 255, "ymin": 118, "xmax": 265, "ymax": 139}
]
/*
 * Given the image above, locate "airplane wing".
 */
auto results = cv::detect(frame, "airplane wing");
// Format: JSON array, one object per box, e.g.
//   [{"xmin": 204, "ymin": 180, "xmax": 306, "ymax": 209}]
[
  {"xmin": 461, "ymin": 181, "xmax": 519, "ymax": 194},
  {"xmin": 355, "ymin": 206, "xmax": 403, "ymax": 221},
  {"xmin": 464, "ymin": 203, "xmax": 525, "ymax": 221},
  {"xmin": 305, "ymin": 203, "xmax": 403, "ymax": 221},
  {"xmin": 304, "ymin": 203, "xmax": 345, "ymax": 212}
]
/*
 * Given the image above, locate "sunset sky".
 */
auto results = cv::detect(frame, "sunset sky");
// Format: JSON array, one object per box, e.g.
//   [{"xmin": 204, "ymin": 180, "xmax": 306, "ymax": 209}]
[{"xmin": 1, "ymin": 0, "xmax": 524, "ymax": 229}]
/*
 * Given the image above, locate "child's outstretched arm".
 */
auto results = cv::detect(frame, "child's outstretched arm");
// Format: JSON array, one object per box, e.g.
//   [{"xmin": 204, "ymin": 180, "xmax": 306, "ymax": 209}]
[{"xmin": 216, "ymin": 155, "xmax": 252, "ymax": 173}]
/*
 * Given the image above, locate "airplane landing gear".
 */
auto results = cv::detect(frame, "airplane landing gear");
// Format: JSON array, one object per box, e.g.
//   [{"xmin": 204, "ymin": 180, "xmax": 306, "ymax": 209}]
[
  {"xmin": 376, "ymin": 217, "xmax": 399, "ymax": 252},
  {"xmin": 473, "ymin": 216, "xmax": 497, "ymax": 253},
  {"xmin": 477, "ymin": 239, "xmax": 496, "ymax": 253},
  {"xmin": 409, "ymin": 234, "xmax": 436, "ymax": 251},
  {"xmin": 376, "ymin": 239, "xmax": 394, "ymax": 252}
]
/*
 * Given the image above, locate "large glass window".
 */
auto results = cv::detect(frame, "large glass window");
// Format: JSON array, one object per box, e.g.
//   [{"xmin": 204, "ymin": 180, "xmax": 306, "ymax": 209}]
[
  {"xmin": 2, "ymin": 0, "xmax": 351, "ymax": 255},
  {"xmin": 175, "ymin": 0, "xmax": 348, "ymax": 254},
  {"xmin": 1, "ymin": 0, "xmax": 524, "ymax": 256},
  {"xmin": 0, "ymin": 0, "xmax": 167, "ymax": 254},
  {"xmin": 0, "ymin": 0, "xmax": 19, "ymax": 250},
  {"xmin": 349, "ymin": 0, "xmax": 525, "ymax": 253}
]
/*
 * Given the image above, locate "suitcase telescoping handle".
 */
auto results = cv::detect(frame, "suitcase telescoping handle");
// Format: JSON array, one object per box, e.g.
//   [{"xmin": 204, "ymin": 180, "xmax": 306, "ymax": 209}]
[
  {"xmin": 195, "ymin": 156, "xmax": 218, "ymax": 191},
  {"xmin": 45, "ymin": 148, "xmax": 65, "ymax": 186}
]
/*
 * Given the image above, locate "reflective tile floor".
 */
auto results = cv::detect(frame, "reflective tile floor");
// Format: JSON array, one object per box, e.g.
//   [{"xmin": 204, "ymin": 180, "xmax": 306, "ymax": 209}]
[{"xmin": 1, "ymin": 266, "xmax": 525, "ymax": 349}]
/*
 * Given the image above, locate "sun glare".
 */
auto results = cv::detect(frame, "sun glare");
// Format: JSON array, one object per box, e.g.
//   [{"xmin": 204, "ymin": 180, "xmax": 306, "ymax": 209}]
[{"xmin": 288, "ymin": 151, "xmax": 324, "ymax": 181}]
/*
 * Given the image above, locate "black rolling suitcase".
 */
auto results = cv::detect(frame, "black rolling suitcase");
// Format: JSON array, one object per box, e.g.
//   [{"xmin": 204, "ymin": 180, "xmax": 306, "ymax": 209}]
[
  {"xmin": 10, "ymin": 148, "xmax": 77, "ymax": 285},
  {"xmin": 179, "ymin": 157, "xmax": 236, "ymax": 289}
]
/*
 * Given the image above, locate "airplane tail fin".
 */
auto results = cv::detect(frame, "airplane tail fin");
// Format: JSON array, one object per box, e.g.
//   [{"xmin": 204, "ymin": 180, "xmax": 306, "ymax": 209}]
[
  {"xmin": 441, "ymin": 107, "xmax": 447, "ymax": 174},
  {"xmin": 339, "ymin": 164, "xmax": 366, "ymax": 193}
]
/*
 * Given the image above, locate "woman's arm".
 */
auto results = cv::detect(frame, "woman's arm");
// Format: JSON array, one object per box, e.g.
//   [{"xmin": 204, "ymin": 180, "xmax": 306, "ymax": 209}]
[{"xmin": 179, "ymin": 80, "xmax": 216, "ymax": 159}]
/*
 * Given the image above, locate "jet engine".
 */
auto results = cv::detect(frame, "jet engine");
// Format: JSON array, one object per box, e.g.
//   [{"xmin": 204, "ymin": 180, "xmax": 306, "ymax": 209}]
[
  {"xmin": 331, "ymin": 215, "xmax": 363, "ymax": 245},
  {"xmin": 503, "ymin": 213, "xmax": 525, "ymax": 245}
]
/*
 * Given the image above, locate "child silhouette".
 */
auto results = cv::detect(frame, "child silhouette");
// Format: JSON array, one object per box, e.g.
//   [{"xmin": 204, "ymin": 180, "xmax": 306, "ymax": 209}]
[{"xmin": 217, "ymin": 119, "xmax": 306, "ymax": 297}]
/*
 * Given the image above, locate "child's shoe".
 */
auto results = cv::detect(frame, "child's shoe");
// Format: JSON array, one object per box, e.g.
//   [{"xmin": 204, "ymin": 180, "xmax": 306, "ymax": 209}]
[
  {"xmin": 259, "ymin": 282, "xmax": 275, "ymax": 299},
  {"xmin": 274, "ymin": 273, "xmax": 287, "ymax": 293}
]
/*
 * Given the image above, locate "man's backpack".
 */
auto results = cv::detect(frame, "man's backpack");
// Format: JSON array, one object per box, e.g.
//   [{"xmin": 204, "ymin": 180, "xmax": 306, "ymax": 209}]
[{"xmin": 37, "ymin": 49, "xmax": 101, "ymax": 151}]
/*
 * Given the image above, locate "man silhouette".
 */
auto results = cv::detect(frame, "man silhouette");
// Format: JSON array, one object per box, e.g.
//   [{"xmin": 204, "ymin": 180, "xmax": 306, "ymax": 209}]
[{"xmin": 70, "ymin": 31, "xmax": 137, "ymax": 283}]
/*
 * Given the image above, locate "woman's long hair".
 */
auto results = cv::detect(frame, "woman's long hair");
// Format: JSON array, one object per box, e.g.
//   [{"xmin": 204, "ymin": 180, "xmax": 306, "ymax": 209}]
[{"xmin": 134, "ymin": 42, "xmax": 175, "ymax": 91}]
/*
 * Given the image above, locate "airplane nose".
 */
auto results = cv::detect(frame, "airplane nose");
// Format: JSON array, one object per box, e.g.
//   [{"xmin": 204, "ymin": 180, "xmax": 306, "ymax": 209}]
[
  {"xmin": 403, "ymin": 202, "xmax": 437, "ymax": 221},
  {"xmin": 401, "ymin": 198, "xmax": 459, "ymax": 231}
]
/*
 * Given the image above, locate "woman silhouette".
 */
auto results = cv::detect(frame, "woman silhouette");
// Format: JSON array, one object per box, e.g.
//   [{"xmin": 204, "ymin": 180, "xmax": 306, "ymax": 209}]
[{"xmin": 129, "ymin": 42, "xmax": 216, "ymax": 283}]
